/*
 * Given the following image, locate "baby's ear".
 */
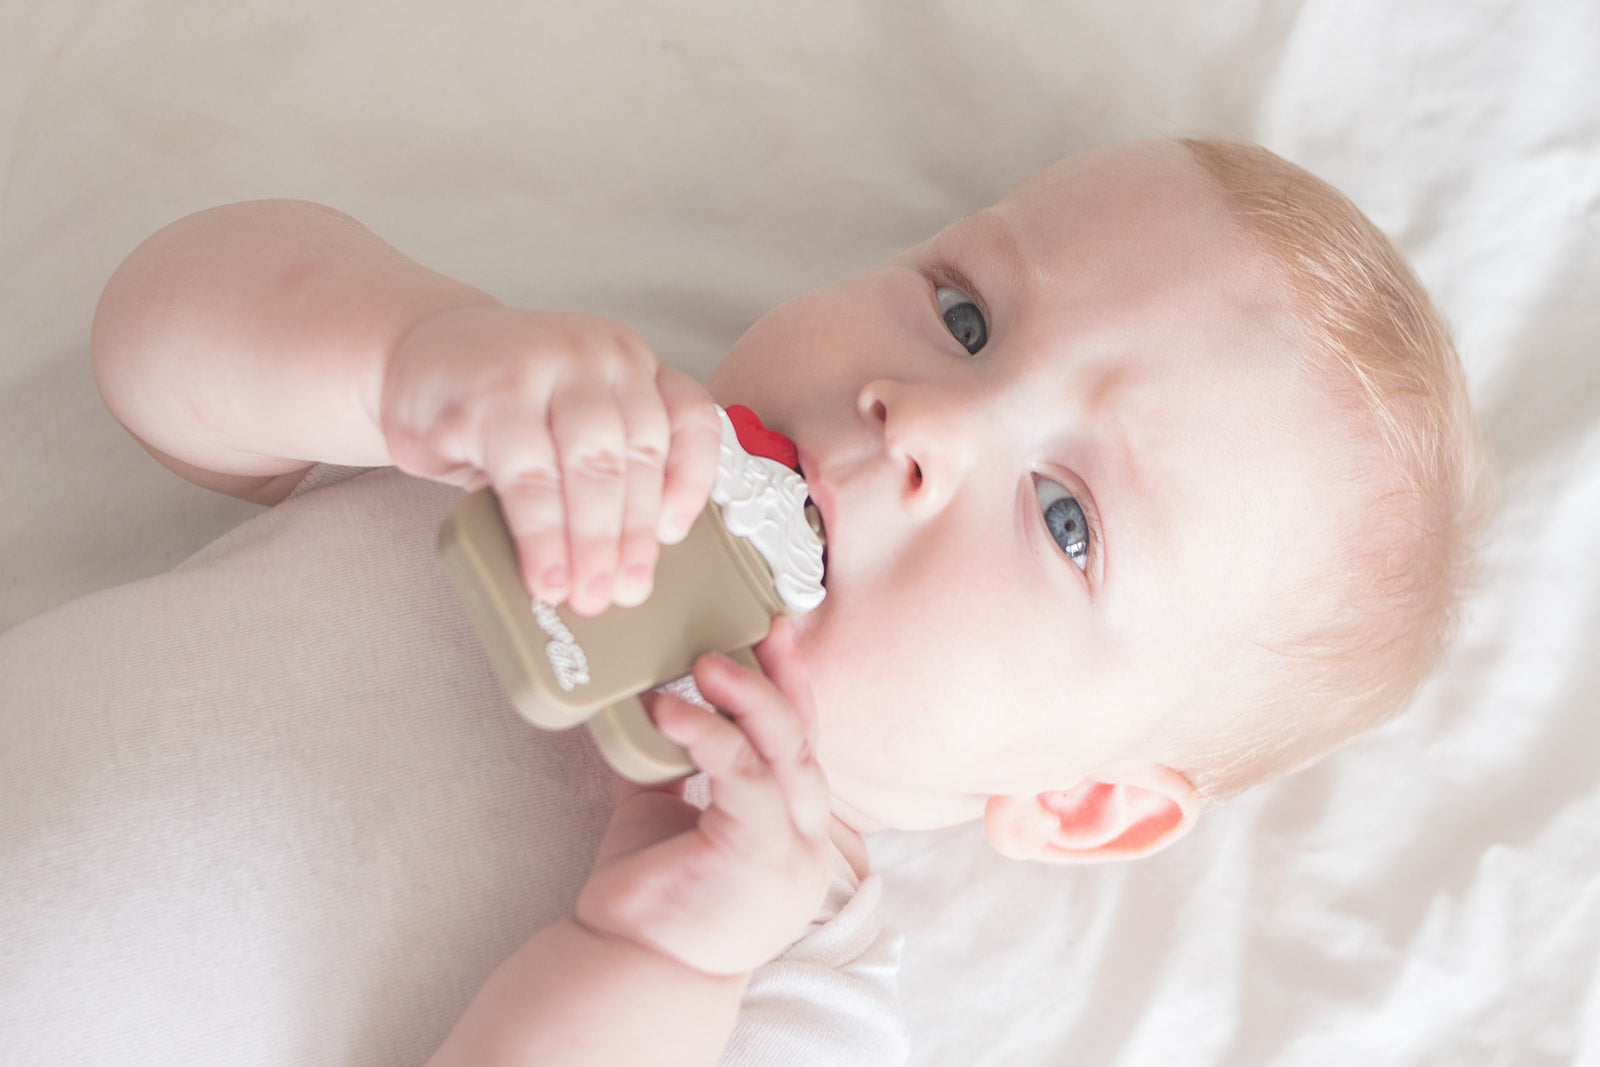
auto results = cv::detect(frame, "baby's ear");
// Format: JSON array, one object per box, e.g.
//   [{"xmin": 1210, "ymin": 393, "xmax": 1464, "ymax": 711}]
[{"xmin": 983, "ymin": 765, "xmax": 1200, "ymax": 863}]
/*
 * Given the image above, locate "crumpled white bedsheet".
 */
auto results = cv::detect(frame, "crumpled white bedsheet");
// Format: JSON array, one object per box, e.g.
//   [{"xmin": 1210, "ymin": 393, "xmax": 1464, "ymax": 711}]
[{"xmin": 2, "ymin": 0, "xmax": 1595, "ymax": 1062}]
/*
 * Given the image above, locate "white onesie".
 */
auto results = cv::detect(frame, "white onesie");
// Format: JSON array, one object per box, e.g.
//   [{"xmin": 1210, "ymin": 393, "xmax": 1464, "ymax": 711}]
[{"xmin": 0, "ymin": 464, "xmax": 906, "ymax": 1065}]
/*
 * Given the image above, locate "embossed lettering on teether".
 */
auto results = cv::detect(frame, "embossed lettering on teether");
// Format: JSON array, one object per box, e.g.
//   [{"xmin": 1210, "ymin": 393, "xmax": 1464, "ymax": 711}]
[{"xmin": 531, "ymin": 600, "xmax": 591, "ymax": 691}]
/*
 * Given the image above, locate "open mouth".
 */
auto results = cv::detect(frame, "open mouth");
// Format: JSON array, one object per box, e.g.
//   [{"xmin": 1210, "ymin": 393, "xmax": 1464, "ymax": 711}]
[
  {"xmin": 805, "ymin": 498, "xmax": 828, "ymax": 580},
  {"xmin": 796, "ymin": 448, "xmax": 828, "ymax": 583}
]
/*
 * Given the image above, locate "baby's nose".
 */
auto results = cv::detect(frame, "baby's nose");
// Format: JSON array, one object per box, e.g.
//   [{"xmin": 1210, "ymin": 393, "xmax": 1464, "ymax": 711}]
[{"xmin": 857, "ymin": 379, "xmax": 970, "ymax": 516}]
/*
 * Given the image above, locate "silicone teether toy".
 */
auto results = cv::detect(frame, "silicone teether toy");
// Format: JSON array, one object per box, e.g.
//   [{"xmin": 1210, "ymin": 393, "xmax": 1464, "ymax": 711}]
[{"xmin": 437, "ymin": 405, "xmax": 827, "ymax": 784}]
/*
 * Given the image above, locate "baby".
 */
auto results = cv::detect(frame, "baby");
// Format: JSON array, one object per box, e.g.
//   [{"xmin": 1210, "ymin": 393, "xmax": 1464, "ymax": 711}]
[{"xmin": 14, "ymin": 139, "xmax": 1486, "ymax": 1064}]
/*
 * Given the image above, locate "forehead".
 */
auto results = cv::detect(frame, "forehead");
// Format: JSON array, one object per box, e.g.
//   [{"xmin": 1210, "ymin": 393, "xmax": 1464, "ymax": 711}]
[
  {"xmin": 996, "ymin": 141, "xmax": 1237, "ymax": 248},
  {"xmin": 947, "ymin": 142, "xmax": 1261, "ymax": 326}
]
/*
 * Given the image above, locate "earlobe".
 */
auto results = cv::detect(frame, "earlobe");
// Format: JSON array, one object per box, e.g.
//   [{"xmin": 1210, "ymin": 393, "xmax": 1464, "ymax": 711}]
[{"xmin": 983, "ymin": 765, "xmax": 1200, "ymax": 864}]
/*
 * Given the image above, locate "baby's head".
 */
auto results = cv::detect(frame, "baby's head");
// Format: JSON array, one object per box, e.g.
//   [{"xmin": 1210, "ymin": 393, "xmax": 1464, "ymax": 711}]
[{"xmin": 709, "ymin": 139, "xmax": 1491, "ymax": 860}]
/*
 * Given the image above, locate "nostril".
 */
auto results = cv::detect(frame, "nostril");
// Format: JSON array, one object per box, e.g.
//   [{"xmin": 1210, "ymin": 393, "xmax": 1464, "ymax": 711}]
[{"xmin": 909, "ymin": 460, "xmax": 923, "ymax": 488}]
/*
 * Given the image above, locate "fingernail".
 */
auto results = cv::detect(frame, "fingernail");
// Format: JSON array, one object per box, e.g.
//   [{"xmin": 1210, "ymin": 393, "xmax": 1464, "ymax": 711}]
[
  {"xmin": 542, "ymin": 565, "xmax": 568, "ymax": 595},
  {"xmin": 586, "ymin": 573, "xmax": 611, "ymax": 603},
  {"xmin": 659, "ymin": 509, "xmax": 697, "ymax": 543},
  {"xmin": 612, "ymin": 563, "xmax": 652, "ymax": 607}
]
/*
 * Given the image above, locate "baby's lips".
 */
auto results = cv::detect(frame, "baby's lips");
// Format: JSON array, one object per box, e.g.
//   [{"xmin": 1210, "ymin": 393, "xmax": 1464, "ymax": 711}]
[{"xmin": 795, "ymin": 446, "xmax": 830, "ymax": 577}]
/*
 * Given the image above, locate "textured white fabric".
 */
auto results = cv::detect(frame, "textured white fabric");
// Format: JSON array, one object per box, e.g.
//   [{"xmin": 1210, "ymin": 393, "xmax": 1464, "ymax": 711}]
[
  {"xmin": 729, "ymin": 857, "xmax": 908, "ymax": 1065},
  {"xmin": 0, "ymin": 466, "xmax": 903, "ymax": 1064},
  {"xmin": 3, "ymin": 1, "xmax": 1597, "ymax": 1063}
]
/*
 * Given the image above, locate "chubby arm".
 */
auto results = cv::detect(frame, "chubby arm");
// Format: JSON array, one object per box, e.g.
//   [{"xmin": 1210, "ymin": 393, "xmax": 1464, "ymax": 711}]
[
  {"xmin": 91, "ymin": 201, "xmax": 721, "ymax": 614},
  {"xmin": 90, "ymin": 200, "xmax": 496, "ymax": 503},
  {"xmin": 426, "ymin": 919, "xmax": 747, "ymax": 1067},
  {"xmin": 428, "ymin": 619, "xmax": 841, "ymax": 1066}
]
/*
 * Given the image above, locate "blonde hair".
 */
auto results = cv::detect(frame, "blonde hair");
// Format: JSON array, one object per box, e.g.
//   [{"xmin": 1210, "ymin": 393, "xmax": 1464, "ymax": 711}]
[{"xmin": 1175, "ymin": 138, "xmax": 1496, "ymax": 801}]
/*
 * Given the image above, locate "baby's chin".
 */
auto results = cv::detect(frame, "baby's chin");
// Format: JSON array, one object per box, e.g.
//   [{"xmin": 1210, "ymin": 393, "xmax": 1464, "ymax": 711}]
[
  {"xmin": 826, "ymin": 793, "xmax": 889, "ymax": 836},
  {"xmin": 821, "ymin": 764, "xmax": 988, "ymax": 836}
]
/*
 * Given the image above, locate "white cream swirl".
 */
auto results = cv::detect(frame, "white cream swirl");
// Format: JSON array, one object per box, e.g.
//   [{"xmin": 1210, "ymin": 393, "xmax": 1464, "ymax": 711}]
[{"xmin": 710, "ymin": 407, "xmax": 826, "ymax": 613}]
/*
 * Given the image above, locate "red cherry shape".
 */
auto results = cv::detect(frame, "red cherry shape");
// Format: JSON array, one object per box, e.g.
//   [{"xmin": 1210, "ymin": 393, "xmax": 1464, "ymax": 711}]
[{"xmin": 725, "ymin": 404, "xmax": 799, "ymax": 470}]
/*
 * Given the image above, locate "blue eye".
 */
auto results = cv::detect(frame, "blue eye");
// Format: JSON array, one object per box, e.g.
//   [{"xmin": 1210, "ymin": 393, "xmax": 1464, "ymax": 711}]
[
  {"xmin": 935, "ymin": 286, "xmax": 987, "ymax": 354},
  {"xmin": 1034, "ymin": 475, "xmax": 1090, "ymax": 571}
]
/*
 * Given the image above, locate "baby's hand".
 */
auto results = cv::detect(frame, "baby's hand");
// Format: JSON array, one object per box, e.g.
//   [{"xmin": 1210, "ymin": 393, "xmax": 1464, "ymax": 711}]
[
  {"xmin": 574, "ymin": 617, "xmax": 834, "ymax": 976},
  {"xmin": 381, "ymin": 306, "xmax": 721, "ymax": 614}
]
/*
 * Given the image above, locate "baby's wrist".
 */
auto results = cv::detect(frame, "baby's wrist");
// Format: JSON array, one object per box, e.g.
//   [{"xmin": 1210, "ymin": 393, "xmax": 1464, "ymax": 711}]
[{"xmin": 378, "ymin": 300, "xmax": 496, "ymax": 401}]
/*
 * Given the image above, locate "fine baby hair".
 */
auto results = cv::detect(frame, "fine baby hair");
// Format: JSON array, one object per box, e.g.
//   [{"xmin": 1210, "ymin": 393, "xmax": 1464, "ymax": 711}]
[{"xmin": 1170, "ymin": 139, "xmax": 1495, "ymax": 800}]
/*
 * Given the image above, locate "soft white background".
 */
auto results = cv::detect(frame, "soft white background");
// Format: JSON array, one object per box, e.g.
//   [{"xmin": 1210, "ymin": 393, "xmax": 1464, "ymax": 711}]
[{"xmin": 3, "ymin": 1, "xmax": 1596, "ymax": 1062}]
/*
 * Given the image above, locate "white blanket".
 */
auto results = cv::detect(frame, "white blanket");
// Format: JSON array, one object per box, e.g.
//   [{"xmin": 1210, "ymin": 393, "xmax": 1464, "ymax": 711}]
[{"xmin": 3, "ymin": 1, "xmax": 1595, "ymax": 1061}]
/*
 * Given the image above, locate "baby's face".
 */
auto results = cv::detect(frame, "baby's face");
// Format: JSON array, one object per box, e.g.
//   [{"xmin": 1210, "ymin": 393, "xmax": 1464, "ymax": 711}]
[{"xmin": 711, "ymin": 141, "xmax": 1355, "ymax": 834}]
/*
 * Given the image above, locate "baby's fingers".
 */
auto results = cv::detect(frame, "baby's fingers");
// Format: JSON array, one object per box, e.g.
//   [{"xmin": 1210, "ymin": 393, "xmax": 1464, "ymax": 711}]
[
  {"xmin": 750, "ymin": 616, "xmax": 820, "ymax": 749},
  {"xmin": 549, "ymin": 375, "xmax": 631, "ymax": 615},
  {"xmin": 609, "ymin": 370, "xmax": 672, "ymax": 607},
  {"xmin": 651, "ymin": 693, "xmax": 793, "ymax": 842},
  {"xmin": 655, "ymin": 367, "xmax": 721, "ymax": 544},
  {"xmin": 484, "ymin": 408, "xmax": 571, "ymax": 604},
  {"xmin": 687, "ymin": 645, "xmax": 830, "ymax": 841}
]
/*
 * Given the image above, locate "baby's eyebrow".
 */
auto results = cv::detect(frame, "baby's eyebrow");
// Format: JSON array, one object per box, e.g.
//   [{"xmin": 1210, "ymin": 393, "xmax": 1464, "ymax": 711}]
[{"xmin": 934, "ymin": 209, "xmax": 1032, "ymax": 295}]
